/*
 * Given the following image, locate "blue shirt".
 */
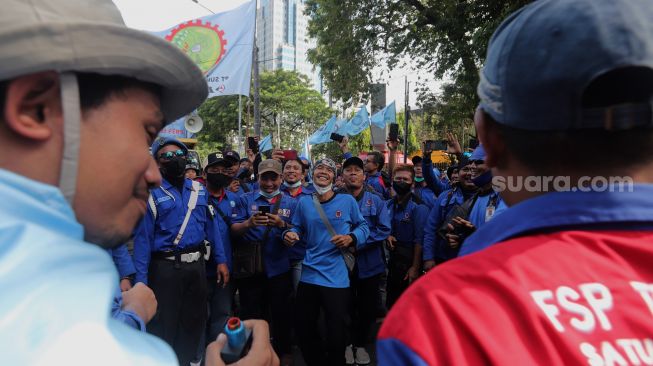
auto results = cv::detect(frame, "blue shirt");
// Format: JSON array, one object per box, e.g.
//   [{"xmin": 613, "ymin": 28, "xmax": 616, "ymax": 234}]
[
  {"xmin": 207, "ymin": 189, "xmax": 240, "ymax": 273},
  {"xmin": 0, "ymin": 168, "xmax": 177, "ymax": 365},
  {"xmin": 388, "ymin": 195, "xmax": 429, "ymax": 247},
  {"xmin": 366, "ymin": 171, "xmax": 389, "ymax": 199},
  {"xmin": 352, "ymin": 188, "xmax": 391, "ymax": 279},
  {"xmin": 280, "ymin": 183, "xmax": 314, "ymax": 261},
  {"xmin": 107, "ymin": 244, "xmax": 135, "ymax": 278},
  {"xmin": 422, "ymin": 187, "xmax": 476, "ymax": 261},
  {"xmin": 288, "ymin": 193, "xmax": 370, "ymax": 288},
  {"xmin": 233, "ymin": 191, "xmax": 297, "ymax": 278},
  {"xmin": 466, "ymin": 190, "xmax": 508, "ymax": 234},
  {"xmin": 460, "ymin": 185, "xmax": 653, "ymax": 256},
  {"xmin": 133, "ymin": 178, "xmax": 225, "ymax": 285},
  {"xmin": 413, "ymin": 185, "xmax": 437, "ymax": 208}
]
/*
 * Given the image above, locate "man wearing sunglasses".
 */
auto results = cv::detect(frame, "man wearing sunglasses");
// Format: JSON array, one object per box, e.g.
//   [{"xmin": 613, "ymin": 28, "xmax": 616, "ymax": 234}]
[{"xmin": 133, "ymin": 137, "xmax": 229, "ymax": 366}]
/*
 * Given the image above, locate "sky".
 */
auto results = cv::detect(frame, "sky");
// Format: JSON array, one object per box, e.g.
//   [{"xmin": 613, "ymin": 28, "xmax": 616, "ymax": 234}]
[{"xmin": 112, "ymin": 0, "xmax": 441, "ymax": 110}]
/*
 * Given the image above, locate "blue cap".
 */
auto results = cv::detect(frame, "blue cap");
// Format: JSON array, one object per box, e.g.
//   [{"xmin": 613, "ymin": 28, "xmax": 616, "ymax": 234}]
[
  {"xmin": 470, "ymin": 145, "xmax": 486, "ymax": 161},
  {"xmin": 151, "ymin": 137, "xmax": 188, "ymax": 158},
  {"xmin": 478, "ymin": 0, "xmax": 653, "ymax": 131}
]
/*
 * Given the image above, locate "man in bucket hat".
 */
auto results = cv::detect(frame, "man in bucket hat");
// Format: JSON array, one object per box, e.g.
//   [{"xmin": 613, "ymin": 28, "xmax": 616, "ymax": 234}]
[
  {"xmin": 0, "ymin": 0, "xmax": 277, "ymax": 365},
  {"xmin": 378, "ymin": 0, "xmax": 653, "ymax": 365}
]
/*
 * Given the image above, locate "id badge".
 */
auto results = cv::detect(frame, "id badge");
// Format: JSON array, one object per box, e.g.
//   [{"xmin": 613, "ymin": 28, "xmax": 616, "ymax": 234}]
[{"xmin": 485, "ymin": 204, "xmax": 496, "ymax": 222}]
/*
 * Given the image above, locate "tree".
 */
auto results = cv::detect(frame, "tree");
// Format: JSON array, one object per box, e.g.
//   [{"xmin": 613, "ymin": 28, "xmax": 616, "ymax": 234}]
[
  {"xmin": 305, "ymin": 0, "xmax": 530, "ymax": 124},
  {"xmin": 197, "ymin": 69, "xmax": 333, "ymax": 154}
]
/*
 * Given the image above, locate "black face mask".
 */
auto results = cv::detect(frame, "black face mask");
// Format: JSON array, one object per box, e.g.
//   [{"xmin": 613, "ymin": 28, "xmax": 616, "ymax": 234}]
[
  {"xmin": 206, "ymin": 172, "xmax": 232, "ymax": 188},
  {"xmin": 160, "ymin": 156, "xmax": 186, "ymax": 180},
  {"xmin": 392, "ymin": 181, "xmax": 412, "ymax": 196}
]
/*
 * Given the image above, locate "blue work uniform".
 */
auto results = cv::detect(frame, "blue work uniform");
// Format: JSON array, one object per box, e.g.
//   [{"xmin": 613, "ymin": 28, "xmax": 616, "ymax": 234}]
[
  {"xmin": 352, "ymin": 188, "xmax": 392, "ymax": 279},
  {"xmin": 133, "ymin": 178, "xmax": 226, "ymax": 284},
  {"xmin": 466, "ymin": 189, "xmax": 508, "ymax": 235},
  {"xmin": 422, "ymin": 187, "xmax": 476, "ymax": 262},
  {"xmin": 386, "ymin": 194, "xmax": 429, "ymax": 308},
  {"xmin": 107, "ymin": 243, "xmax": 135, "ymax": 279},
  {"xmin": 280, "ymin": 184, "xmax": 314, "ymax": 265},
  {"xmin": 233, "ymin": 191, "xmax": 297, "ymax": 277},
  {"xmin": 366, "ymin": 171, "xmax": 389, "ymax": 199},
  {"xmin": 422, "ymin": 157, "xmax": 450, "ymax": 196},
  {"xmin": 0, "ymin": 168, "xmax": 176, "ymax": 365},
  {"xmin": 206, "ymin": 190, "xmax": 239, "ymax": 273},
  {"xmin": 413, "ymin": 185, "xmax": 437, "ymax": 208},
  {"xmin": 287, "ymin": 193, "xmax": 370, "ymax": 288}
]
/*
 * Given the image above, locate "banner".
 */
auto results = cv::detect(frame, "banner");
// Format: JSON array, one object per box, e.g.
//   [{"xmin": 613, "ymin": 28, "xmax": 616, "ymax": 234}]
[
  {"xmin": 158, "ymin": 116, "xmax": 194, "ymax": 139},
  {"xmin": 259, "ymin": 134, "xmax": 273, "ymax": 152},
  {"xmin": 153, "ymin": 0, "xmax": 255, "ymax": 97},
  {"xmin": 309, "ymin": 115, "xmax": 338, "ymax": 145},
  {"xmin": 370, "ymin": 101, "xmax": 396, "ymax": 129},
  {"xmin": 339, "ymin": 106, "xmax": 369, "ymax": 136}
]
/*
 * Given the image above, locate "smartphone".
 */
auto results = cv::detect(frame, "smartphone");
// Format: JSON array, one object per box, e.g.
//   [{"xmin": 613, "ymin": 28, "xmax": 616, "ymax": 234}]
[
  {"xmin": 257, "ymin": 206, "xmax": 270, "ymax": 215},
  {"xmin": 247, "ymin": 136, "xmax": 259, "ymax": 154},
  {"xmin": 330, "ymin": 133, "xmax": 344, "ymax": 143},
  {"xmin": 388, "ymin": 123, "xmax": 399, "ymax": 141},
  {"xmin": 282, "ymin": 149, "xmax": 298, "ymax": 160},
  {"xmin": 424, "ymin": 140, "xmax": 448, "ymax": 151}
]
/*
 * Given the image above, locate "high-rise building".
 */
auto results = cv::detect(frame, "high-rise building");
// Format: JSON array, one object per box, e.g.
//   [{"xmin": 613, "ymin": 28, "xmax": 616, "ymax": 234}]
[{"xmin": 257, "ymin": 0, "xmax": 322, "ymax": 92}]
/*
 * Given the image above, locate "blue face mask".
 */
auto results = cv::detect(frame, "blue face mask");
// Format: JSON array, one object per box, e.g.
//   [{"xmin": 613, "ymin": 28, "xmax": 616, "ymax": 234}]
[
  {"xmin": 472, "ymin": 170, "xmax": 493, "ymax": 188},
  {"xmin": 259, "ymin": 189, "xmax": 280, "ymax": 199}
]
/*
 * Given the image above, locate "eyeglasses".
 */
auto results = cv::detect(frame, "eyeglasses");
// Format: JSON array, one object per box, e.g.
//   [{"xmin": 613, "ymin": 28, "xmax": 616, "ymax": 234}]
[
  {"xmin": 469, "ymin": 159, "xmax": 485, "ymax": 165},
  {"xmin": 158, "ymin": 149, "xmax": 186, "ymax": 160}
]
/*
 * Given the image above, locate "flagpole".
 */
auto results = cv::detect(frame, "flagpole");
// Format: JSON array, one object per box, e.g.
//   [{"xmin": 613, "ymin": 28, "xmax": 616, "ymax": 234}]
[
  {"xmin": 253, "ymin": 0, "xmax": 261, "ymax": 136},
  {"xmin": 404, "ymin": 76, "xmax": 409, "ymax": 164},
  {"xmin": 238, "ymin": 95, "xmax": 243, "ymax": 154}
]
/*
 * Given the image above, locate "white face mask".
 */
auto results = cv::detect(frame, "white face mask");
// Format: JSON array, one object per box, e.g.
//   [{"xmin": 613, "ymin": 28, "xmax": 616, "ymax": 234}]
[
  {"xmin": 283, "ymin": 181, "xmax": 302, "ymax": 188},
  {"xmin": 313, "ymin": 183, "xmax": 333, "ymax": 195}
]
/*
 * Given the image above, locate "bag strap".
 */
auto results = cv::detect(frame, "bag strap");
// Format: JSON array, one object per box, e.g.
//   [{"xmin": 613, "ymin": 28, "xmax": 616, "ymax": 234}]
[
  {"xmin": 147, "ymin": 194, "xmax": 157, "ymax": 219},
  {"xmin": 212, "ymin": 201, "xmax": 232, "ymax": 226},
  {"xmin": 311, "ymin": 193, "xmax": 337, "ymax": 236},
  {"xmin": 173, "ymin": 180, "xmax": 201, "ymax": 246}
]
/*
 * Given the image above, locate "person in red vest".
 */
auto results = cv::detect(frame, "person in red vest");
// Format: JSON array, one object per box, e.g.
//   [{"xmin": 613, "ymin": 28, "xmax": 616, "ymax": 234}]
[{"xmin": 377, "ymin": 0, "xmax": 653, "ymax": 364}]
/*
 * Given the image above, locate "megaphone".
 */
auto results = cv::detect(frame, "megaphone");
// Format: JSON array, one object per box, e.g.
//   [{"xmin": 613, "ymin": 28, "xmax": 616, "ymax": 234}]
[{"xmin": 184, "ymin": 114, "xmax": 204, "ymax": 133}]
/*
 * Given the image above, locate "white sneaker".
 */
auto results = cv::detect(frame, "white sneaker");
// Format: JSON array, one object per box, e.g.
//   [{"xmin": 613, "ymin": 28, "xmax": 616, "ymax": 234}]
[
  {"xmin": 345, "ymin": 344, "xmax": 355, "ymax": 365},
  {"xmin": 355, "ymin": 347, "xmax": 371, "ymax": 365}
]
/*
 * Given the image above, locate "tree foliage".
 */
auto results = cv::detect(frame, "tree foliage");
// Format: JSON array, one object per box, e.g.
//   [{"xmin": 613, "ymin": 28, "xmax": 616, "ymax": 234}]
[
  {"xmin": 197, "ymin": 69, "xmax": 332, "ymax": 154},
  {"xmin": 305, "ymin": 0, "xmax": 530, "ymax": 125}
]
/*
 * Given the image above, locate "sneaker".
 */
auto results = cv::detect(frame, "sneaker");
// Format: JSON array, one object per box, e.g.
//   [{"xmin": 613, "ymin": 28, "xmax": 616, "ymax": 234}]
[
  {"xmin": 345, "ymin": 344, "xmax": 355, "ymax": 365},
  {"xmin": 355, "ymin": 347, "xmax": 371, "ymax": 365}
]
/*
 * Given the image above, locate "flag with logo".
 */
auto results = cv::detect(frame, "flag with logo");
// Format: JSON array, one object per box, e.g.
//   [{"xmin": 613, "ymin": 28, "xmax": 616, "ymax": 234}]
[
  {"xmin": 370, "ymin": 101, "xmax": 396, "ymax": 129},
  {"xmin": 153, "ymin": 0, "xmax": 255, "ymax": 97},
  {"xmin": 309, "ymin": 115, "xmax": 338, "ymax": 145},
  {"xmin": 339, "ymin": 106, "xmax": 369, "ymax": 136}
]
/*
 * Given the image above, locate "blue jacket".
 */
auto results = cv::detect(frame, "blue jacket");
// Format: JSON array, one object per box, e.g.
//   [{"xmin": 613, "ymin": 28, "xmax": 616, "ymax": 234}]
[
  {"xmin": 352, "ymin": 188, "xmax": 391, "ymax": 279},
  {"xmin": 388, "ymin": 195, "xmax": 429, "ymax": 248},
  {"xmin": 0, "ymin": 168, "xmax": 177, "ymax": 365},
  {"xmin": 280, "ymin": 183, "xmax": 314, "ymax": 261},
  {"xmin": 233, "ymin": 191, "xmax": 297, "ymax": 278},
  {"xmin": 207, "ymin": 189, "xmax": 240, "ymax": 274},
  {"xmin": 466, "ymin": 189, "xmax": 508, "ymax": 238},
  {"xmin": 413, "ymin": 185, "xmax": 437, "ymax": 208},
  {"xmin": 422, "ymin": 157, "xmax": 450, "ymax": 196},
  {"xmin": 107, "ymin": 244, "xmax": 135, "ymax": 279},
  {"xmin": 287, "ymin": 193, "xmax": 370, "ymax": 288},
  {"xmin": 422, "ymin": 187, "xmax": 476, "ymax": 261},
  {"xmin": 366, "ymin": 171, "xmax": 389, "ymax": 199},
  {"xmin": 133, "ymin": 178, "xmax": 226, "ymax": 285}
]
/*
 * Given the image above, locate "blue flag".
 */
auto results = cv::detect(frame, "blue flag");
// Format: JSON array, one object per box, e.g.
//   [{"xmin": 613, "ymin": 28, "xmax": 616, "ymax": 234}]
[
  {"xmin": 370, "ymin": 101, "xmax": 396, "ymax": 129},
  {"xmin": 259, "ymin": 134, "xmax": 273, "ymax": 152},
  {"xmin": 309, "ymin": 115, "xmax": 337, "ymax": 145},
  {"xmin": 302, "ymin": 138, "xmax": 311, "ymax": 161},
  {"xmin": 339, "ymin": 106, "xmax": 369, "ymax": 136}
]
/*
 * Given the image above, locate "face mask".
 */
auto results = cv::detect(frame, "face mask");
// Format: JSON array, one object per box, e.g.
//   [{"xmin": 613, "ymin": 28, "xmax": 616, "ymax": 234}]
[
  {"xmin": 313, "ymin": 183, "xmax": 333, "ymax": 195},
  {"xmin": 260, "ymin": 189, "xmax": 281, "ymax": 199},
  {"xmin": 160, "ymin": 156, "xmax": 186, "ymax": 180},
  {"xmin": 393, "ymin": 181, "xmax": 412, "ymax": 196},
  {"xmin": 414, "ymin": 177, "xmax": 425, "ymax": 183},
  {"xmin": 284, "ymin": 181, "xmax": 302, "ymax": 189},
  {"xmin": 472, "ymin": 170, "xmax": 493, "ymax": 188},
  {"xmin": 206, "ymin": 172, "xmax": 231, "ymax": 188}
]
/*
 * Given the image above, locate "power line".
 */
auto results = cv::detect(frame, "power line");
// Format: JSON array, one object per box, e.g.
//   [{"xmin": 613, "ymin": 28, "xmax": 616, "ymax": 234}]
[{"xmin": 189, "ymin": 0, "xmax": 215, "ymax": 14}]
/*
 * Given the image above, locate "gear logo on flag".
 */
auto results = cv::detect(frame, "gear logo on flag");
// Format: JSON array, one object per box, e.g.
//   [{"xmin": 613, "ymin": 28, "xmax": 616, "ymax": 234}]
[{"xmin": 165, "ymin": 20, "xmax": 228, "ymax": 74}]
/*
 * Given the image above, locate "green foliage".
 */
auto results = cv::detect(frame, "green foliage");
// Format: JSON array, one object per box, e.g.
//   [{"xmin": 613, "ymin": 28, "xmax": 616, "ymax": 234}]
[
  {"xmin": 196, "ymin": 69, "xmax": 333, "ymax": 152},
  {"xmin": 305, "ymin": 0, "xmax": 530, "ymax": 125}
]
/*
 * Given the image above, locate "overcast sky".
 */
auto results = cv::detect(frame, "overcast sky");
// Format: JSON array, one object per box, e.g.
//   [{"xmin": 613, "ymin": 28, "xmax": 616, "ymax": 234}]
[{"xmin": 112, "ymin": 0, "xmax": 440, "ymax": 110}]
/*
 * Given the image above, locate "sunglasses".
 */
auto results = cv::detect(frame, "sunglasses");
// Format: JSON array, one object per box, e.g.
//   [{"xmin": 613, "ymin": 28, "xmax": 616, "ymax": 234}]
[
  {"xmin": 158, "ymin": 149, "xmax": 186, "ymax": 160},
  {"xmin": 469, "ymin": 159, "xmax": 485, "ymax": 165}
]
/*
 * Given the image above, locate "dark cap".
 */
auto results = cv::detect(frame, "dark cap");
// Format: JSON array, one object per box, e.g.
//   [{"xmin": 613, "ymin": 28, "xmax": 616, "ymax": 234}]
[
  {"xmin": 411, "ymin": 155, "xmax": 423, "ymax": 165},
  {"xmin": 224, "ymin": 150, "xmax": 241, "ymax": 163},
  {"xmin": 206, "ymin": 151, "xmax": 233, "ymax": 168},
  {"xmin": 151, "ymin": 137, "xmax": 188, "ymax": 158},
  {"xmin": 342, "ymin": 156, "xmax": 364, "ymax": 170}
]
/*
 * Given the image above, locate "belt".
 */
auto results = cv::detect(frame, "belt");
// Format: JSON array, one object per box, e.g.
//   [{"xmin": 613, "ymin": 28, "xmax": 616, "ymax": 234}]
[
  {"xmin": 152, "ymin": 245, "xmax": 204, "ymax": 263},
  {"xmin": 165, "ymin": 251, "xmax": 202, "ymax": 263}
]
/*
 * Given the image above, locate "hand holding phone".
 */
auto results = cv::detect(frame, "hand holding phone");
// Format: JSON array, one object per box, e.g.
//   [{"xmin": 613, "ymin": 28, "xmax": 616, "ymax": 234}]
[{"xmin": 282, "ymin": 150, "xmax": 298, "ymax": 160}]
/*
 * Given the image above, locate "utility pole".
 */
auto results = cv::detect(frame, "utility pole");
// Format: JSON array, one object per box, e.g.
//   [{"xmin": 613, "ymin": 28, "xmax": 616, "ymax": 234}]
[
  {"xmin": 403, "ymin": 76, "xmax": 409, "ymax": 163},
  {"xmin": 253, "ymin": 43, "xmax": 261, "ymax": 136}
]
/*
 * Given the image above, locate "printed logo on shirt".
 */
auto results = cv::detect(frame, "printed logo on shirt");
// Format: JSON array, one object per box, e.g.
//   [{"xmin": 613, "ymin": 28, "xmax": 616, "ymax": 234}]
[
  {"xmin": 278, "ymin": 208, "xmax": 291, "ymax": 218},
  {"xmin": 230, "ymin": 200, "xmax": 236, "ymax": 207},
  {"xmin": 402, "ymin": 212, "xmax": 411, "ymax": 222},
  {"xmin": 156, "ymin": 196, "xmax": 172, "ymax": 204},
  {"xmin": 251, "ymin": 204, "xmax": 257, "ymax": 212},
  {"xmin": 335, "ymin": 210, "xmax": 342, "ymax": 218},
  {"xmin": 366, "ymin": 199, "xmax": 373, "ymax": 206}
]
